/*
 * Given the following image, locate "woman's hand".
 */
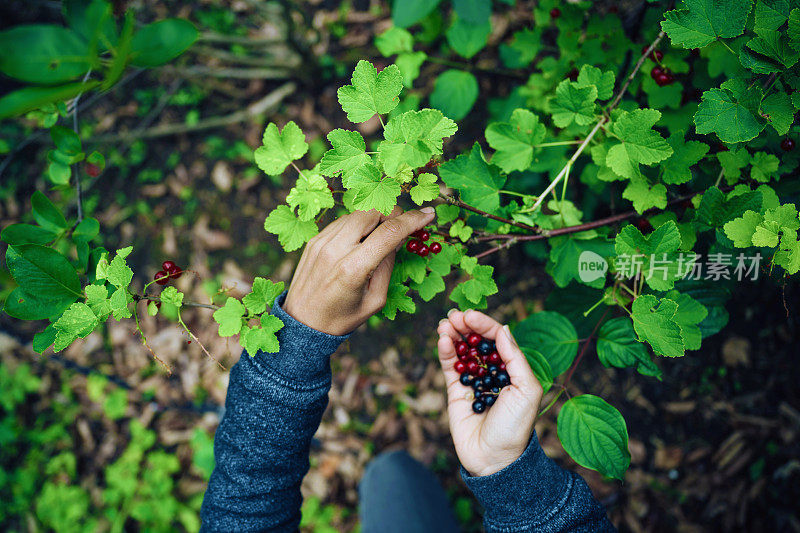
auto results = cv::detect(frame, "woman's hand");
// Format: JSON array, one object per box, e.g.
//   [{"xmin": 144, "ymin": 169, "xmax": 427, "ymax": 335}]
[
  {"xmin": 283, "ymin": 206, "xmax": 434, "ymax": 336},
  {"xmin": 437, "ymin": 309, "xmax": 544, "ymax": 477}
]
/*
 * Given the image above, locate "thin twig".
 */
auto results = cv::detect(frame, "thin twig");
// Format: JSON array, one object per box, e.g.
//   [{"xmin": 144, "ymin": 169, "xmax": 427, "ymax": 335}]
[{"xmin": 439, "ymin": 194, "xmax": 538, "ymax": 232}]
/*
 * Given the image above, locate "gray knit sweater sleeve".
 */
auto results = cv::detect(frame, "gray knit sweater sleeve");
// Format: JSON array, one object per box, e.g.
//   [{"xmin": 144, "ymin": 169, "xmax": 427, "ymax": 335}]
[
  {"xmin": 461, "ymin": 431, "xmax": 617, "ymax": 532},
  {"xmin": 200, "ymin": 292, "xmax": 349, "ymax": 532}
]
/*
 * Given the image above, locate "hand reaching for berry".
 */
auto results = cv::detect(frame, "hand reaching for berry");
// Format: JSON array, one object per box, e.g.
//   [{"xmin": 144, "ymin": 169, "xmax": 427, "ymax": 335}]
[
  {"xmin": 437, "ymin": 309, "xmax": 544, "ymax": 477},
  {"xmin": 283, "ymin": 206, "xmax": 435, "ymax": 335}
]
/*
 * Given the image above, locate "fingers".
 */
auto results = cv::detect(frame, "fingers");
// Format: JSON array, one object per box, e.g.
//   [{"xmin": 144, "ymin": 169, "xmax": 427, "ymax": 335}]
[
  {"xmin": 357, "ymin": 207, "xmax": 435, "ymax": 272},
  {"xmin": 494, "ymin": 325, "xmax": 541, "ymax": 393}
]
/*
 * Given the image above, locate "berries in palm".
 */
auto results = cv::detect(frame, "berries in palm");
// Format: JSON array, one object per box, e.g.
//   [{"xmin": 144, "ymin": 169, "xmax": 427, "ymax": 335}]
[{"xmin": 452, "ymin": 331, "xmax": 511, "ymax": 414}]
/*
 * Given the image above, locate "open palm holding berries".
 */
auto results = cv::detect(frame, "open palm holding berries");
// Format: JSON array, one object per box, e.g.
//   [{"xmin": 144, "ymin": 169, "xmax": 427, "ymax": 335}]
[{"xmin": 437, "ymin": 309, "xmax": 544, "ymax": 477}]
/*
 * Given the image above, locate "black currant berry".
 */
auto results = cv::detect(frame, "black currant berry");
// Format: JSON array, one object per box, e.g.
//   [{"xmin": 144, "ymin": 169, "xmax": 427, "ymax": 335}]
[
  {"xmin": 472, "ymin": 399, "xmax": 486, "ymax": 413},
  {"xmin": 477, "ymin": 339, "xmax": 494, "ymax": 356},
  {"xmin": 495, "ymin": 372, "xmax": 511, "ymax": 387}
]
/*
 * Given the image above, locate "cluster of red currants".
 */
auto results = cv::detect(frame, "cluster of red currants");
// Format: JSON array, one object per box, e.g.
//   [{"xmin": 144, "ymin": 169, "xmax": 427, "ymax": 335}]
[
  {"xmin": 406, "ymin": 229, "xmax": 442, "ymax": 257},
  {"xmin": 642, "ymin": 46, "xmax": 674, "ymax": 87},
  {"xmin": 154, "ymin": 260, "xmax": 183, "ymax": 286},
  {"xmin": 453, "ymin": 333, "xmax": 512, "ymax": 414}
]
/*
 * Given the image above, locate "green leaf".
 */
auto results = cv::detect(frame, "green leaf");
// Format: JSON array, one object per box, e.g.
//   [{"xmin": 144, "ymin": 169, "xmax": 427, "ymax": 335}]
[
  {"xmin": 597, "ymin": 317, "xmax": 661, "ymax": 378},
  {"xmin": 319, "ymin": 129, "xmax": 370, "ymax": 180},
  {"xmin": 446, "ymin": 18, "xmax": 491, "ymax": 59},
  {"xmin": 513, "ymin": 311, "xmax": 578, "ymax": 376},
  {"xmin": 606, "ymin": 109, "xmax": 673, "ymax": 177},
  {"xmin": 615, "ymin": 221, "xmax": 683, "ymax": 291},
  {"xmin": 347, "ymin": 163, "xmax": 402, "ymax": 215},
  {"xmin": 382, "ymin": 281, "xmax": 415, "ymax": 319},
  {"xmin": 0, "ymin": 25, "xmax": 92, "ymax": 83},
  {"xmin": 521, "ymin": 348, "xmax": 554, "ymax": 393},
  {"xmin": 664, "ymin": 290, "xmax": 708, "ymax": 351},
  {"xmin": 439, "ymin": 144, "xmax": 505, "ymax": 213},
  {"xmin": 550, "ymin": 80, "xmax": 597, "ymax": 128},
  {"xmin": 286, "ymin": 172, "xmax": 334, "ymax": 221},
  {"xmin": 31, "ymin": 191, "xmax": 68, "ymax": 231},
  {"xmin": 378, "ymin": 109, "xmax": 457, "ymax": 176},
  {"xmin": 255, "ymin": 121, "xmax": 309, "ymax": 176},
  {"xmin": 375, "ymin": 27, "xmax": 414, "ymax": 56},
  {"xmin": 242, "ymin": 278, "xmax": 284, "ymax": 315},
  {"xmin": 694, "ymin": 80, "xmax": 766, "ymax": 143},
  {"xmin": 130, "ymin": 19, "xmax": 198, "ymax": 67},
  {"xmin": 750, "ymin": 151, "xmax": 780, "ymax": 182},
  {"xmin": 411, "ymin": 272, "xmax": 445, "ymax": 301},
  {"xmin": 213, "ymin": 297, "xmax": 246, "ymax": 337},
  {"xmin": 761, "ymin": 91, "xmax": 795, "ymax": 135},
  {"xmin": 557, "ymin": 395, "xmax": 630, "ymax": 480},
  {"xmin": 661, "ymin": 0, "xmax": 753, "ymax": 48},
  {"xmin": 723, "ymin": 210, "xmax": 763, "ymax": 247},
  {"xmin": 410, "ymin": 173, "xmax": 439, "ymax": 205},
  {"xmin": 661, "ymin": 132, "xmax": 709, "ymax": 184},
  {"xmin": 630, "ymin": 295, "xmax": 685, "ymax": 358},
  {"xmin": 264, "ymin": 205, "xmax": 319, "ymax": 252},
  {"xmin": 6, "ymin": 245, "xmax": 82, "ymax": 308},
  {"xmin": 160, "ymin": 286, "xmax": 184, "ymax": 309},
  {"xmin": 337, "ymin": 60, "xmax": 403, "ymax": 122},
  {"xmin": 622, "ymin": 177, "xmax": 668, "ymax": 213},
  {"xmin": 0, "ymin": 80, "xmax": 100, "ymax": 119},
  {"xmin": 429, "ymin": 69, "xmax": 479, "ymax": 121},
  {"xmin": 0, "ymin": 224, "xmax": 58, "ymax": 245},
  {"xmin": 575, "ymin": 65, "xmax": 615, "ymax": 101},
  {"xmin": 53, "ymin": 302, "xmax": 98, "ymax": 352},
  {"xmin": 241, "ymin": 314, "xmax": 284, "ymax": 355},
  {"xmin": 485, "ymin": 108, "xmax": 546, "ymax": 173},
  {"xmin": 392, "ymin": 0, "xmax": 443, "ymax": 28}
]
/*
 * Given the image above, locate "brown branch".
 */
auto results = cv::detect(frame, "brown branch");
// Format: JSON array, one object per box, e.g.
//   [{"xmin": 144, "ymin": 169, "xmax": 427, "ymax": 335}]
[{"xmin": 439, "ymin": 194, "xmax": 538, "ymax": 232}]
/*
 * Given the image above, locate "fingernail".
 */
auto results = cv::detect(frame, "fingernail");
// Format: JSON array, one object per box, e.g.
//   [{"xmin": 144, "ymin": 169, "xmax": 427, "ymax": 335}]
[
  {"xmin": 421, "ymin": 207, "xmax": 435, "ymax": 214},
  {"xmin": 503, "ymin": 325, "xmax": 519, "ymax": 348},
  {"xmin": 447, "ymin": 308, "xmax": 457, "ymax": 317}
]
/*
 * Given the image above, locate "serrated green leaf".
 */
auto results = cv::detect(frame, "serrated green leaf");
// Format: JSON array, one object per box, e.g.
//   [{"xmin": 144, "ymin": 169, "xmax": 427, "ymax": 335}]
[
  {"xmin": 485, "ymin": 108, "xmax": 546, "ymax": 173},
  {"xmin": 254, "ymin": 121, "xmax": 308, "ymax": 176},
  {"xmin": 243, "ymin": 278, "xmax": 284, "ymax": 315},
  {"xmin": 661, "ymin": 0, "xmax": 753, "ymax": 48},
  {"xmin": 439, "ymin": 144, "xmax": 505, "ymax": 213},
  {"xmin": 630, "ymin": 295, "xmax": 684, "ymax": 358},
  {"xmin": 319, "ymin": 129, "xmax": 370, "ymax": 180},
  {"xmin": 550, "ymin": 80, "xmax": 597, "ymax": 128},
  {"xmin": 286, "ymin": 172, "xmax": 334, "ymax": 221},
  {"xmin": 264, "ymin": 205, "xmax": 319, "ymax": 252},
  {"xmin": 337, "ymin": 60, "xmax": 403, "ymax": 123},
  {"xmin": 213, "ymin": 297, "xmax": 246, "ymax": 337},
  {"xmin": 557, "ymin": 394, "xmax": 630, "ymax": 480}
]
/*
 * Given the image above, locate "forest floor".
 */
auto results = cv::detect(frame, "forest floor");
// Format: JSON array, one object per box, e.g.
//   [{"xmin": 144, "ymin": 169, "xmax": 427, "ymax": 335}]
[{"xmin": 1, "ymin": 1, "xmax": 800, "ymax": 532}]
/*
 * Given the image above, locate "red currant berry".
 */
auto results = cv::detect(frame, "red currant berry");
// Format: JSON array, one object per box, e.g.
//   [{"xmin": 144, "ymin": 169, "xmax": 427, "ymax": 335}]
[
  {"xmin": 455, "ymin": 341, "xmax": 469, "ymax": 357},
  {"xmin": 466, "ymin": 360, "xmax": 480, "ymax": 375},
  {"xmin": 429, "ymin": 242, "xmax": 442, "ymax": 254},
  {"xmin": 476, "ymin": 366, "xmax": 488, "ymax": 378},
  {"xmin": 154, "ymin": 271, "xmax": 169, "ymax": 285},
  {"xmin": 406, "ymin": 239, "xmax": 421, "ymax": 253},
  {"xmin": 467, "ymin": 333, "xmax": 482, "ymax": 347},
  {"xmin": 487, "ymin": 352, "xmax": 501, "ymax": 365},
  {"xmin": 454, "ymin": 361, "xmax": 466, "ymax": 374},
  {"xmin": 85, "ymin": 163, "xmax": 101, "ymax": 178},
  {"xmin": 650, "ymin": 66, "xmax": 664, "ymax": 79},
  {"xmin": 781, "ymin": 138, "xmax": 796, "ymax": 152},
  {"xmin": 550, "ymin": 7, "xmax": 561, "ymax": 18},
  {"xmin": 417, "ymin": 244, "xmax": 430, "ymax": 257},
  {"xmin": 655, "ymin": 72, "xmax": 674, "ymax": 86}
]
